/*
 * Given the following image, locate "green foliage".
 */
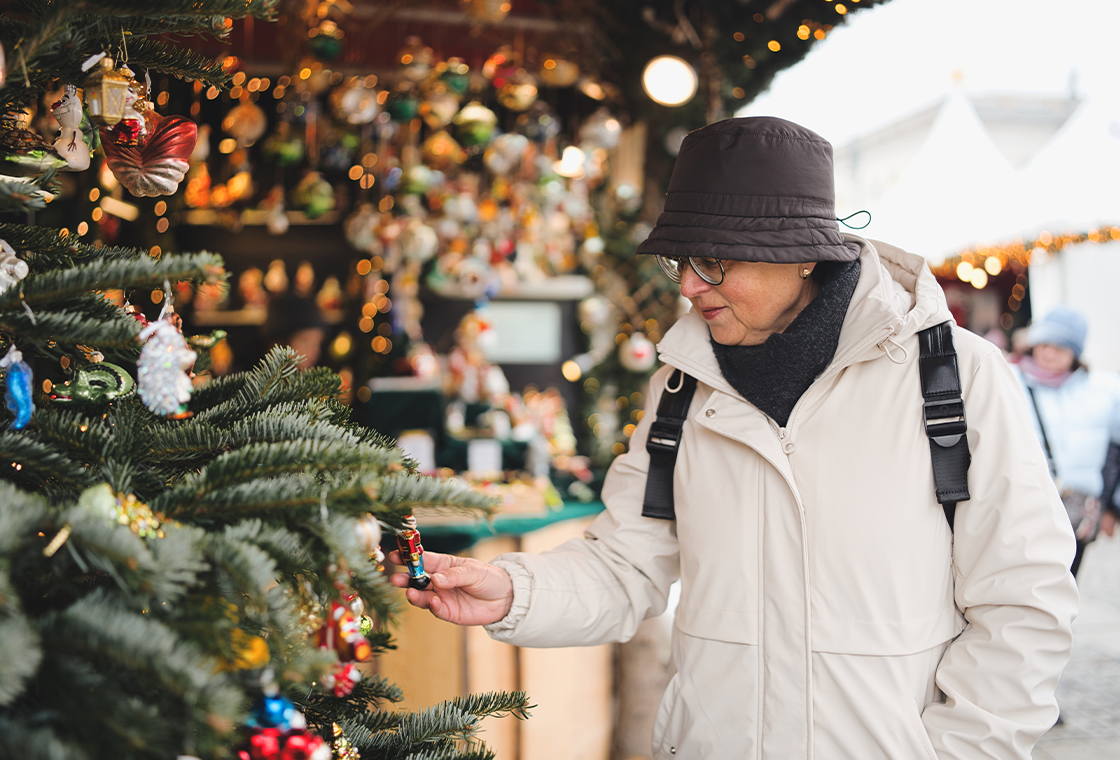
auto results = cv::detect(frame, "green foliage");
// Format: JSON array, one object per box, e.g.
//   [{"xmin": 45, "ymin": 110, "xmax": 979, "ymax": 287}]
[{"xmin": 0, "ymin": 4, "xmax": 515, "ymax": 760}]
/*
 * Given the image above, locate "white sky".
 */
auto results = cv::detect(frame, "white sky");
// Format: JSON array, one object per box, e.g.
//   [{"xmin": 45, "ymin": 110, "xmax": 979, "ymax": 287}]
[{"xmin": 738, "ymin": 0, "xmax": 1120, "ymax": 147}]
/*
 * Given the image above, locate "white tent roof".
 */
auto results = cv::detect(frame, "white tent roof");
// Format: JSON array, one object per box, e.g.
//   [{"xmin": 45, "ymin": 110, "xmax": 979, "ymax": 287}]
[
  {"xmin": 1015, "ymin": 98, "xmax": 1120, "ymax": 234},
  {"xmin": 859, "ymin": 91, "xmax": 1034, "ymax": 263}
]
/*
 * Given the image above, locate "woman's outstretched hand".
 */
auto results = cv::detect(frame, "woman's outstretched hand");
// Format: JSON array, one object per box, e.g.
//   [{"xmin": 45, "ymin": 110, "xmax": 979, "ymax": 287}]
[{"xmin": 389, "ymin": 551, "xmax": 514, "ymax": 626}]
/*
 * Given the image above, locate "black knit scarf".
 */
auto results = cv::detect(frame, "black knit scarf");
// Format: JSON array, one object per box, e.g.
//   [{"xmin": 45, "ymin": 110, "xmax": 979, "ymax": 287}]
[{"xmin": 710, "ymin": 259, "xmax": 861, "ymax": 427}]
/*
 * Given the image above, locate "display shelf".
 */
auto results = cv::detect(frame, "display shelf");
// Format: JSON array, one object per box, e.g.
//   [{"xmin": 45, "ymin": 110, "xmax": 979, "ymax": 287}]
[{"xmin": 182, "ymin": 208, "xmax": 344, "ymax": 227}]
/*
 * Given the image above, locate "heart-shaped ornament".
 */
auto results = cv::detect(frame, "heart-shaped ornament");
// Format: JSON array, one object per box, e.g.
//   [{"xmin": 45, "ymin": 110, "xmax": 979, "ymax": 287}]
[{"xmin": 100, "ymin": 113, "xmax": 198, "ymax": 197}]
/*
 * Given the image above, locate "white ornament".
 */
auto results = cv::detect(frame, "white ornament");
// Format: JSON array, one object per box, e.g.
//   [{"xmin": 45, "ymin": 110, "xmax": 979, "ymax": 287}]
[
  {"xmin": 0, "ymin": 239, "xmax": 29, "ymax": 296},
  {"xmin": 354, "ymin": 514, "xmax": 382, "ymax": 554},
  {"xmin": 137, "ymin": 310, "xmax": 197, "ymax": 417},
  {"xmin": 619, "ymin": 332, "xmax": 657, "ymax": 373},
  {"xmin": 51, "ymin": 85, "xmax": 91, "ymax": 171}
]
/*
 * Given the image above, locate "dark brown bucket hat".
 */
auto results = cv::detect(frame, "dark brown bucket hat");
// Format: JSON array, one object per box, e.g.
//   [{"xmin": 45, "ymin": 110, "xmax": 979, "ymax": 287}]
[{"xmin": 636, "ymin": 116, "xmax": 860, "ymax": 264}]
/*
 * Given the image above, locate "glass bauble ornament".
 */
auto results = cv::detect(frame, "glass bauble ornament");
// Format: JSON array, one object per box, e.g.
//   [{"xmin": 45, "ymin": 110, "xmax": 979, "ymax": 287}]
[
  {"xmin": 452, "ymin": 101, "xmax": 497, "ymax": 147},
  {"xmin": 398, "ymin": 37, "xmax": 433, "ymax": 82},
  {"xmin": 539, "ymin": 55, "xmax": 580, "ymax": 87},
  {"xmin": 497, "ymin": 71, "xmax": 538, "ymax": 112},
  {"xmin": 329, "ymin": 78, "xmax": 380, "ymax": 125},
  {"xmin": 222, "ymin": 101, "xmax": 267, "ymax": 146}
]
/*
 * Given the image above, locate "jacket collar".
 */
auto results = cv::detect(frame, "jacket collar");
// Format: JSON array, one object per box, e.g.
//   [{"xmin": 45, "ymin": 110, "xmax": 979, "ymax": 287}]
[{"xmin": 656, "ymin": 235, "xmax": 954, "ymax": 390}]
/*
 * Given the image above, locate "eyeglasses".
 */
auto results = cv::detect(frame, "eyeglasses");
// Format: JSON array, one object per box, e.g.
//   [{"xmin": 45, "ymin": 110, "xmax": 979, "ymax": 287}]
[{"xmin": 656, "ymin": 255, "xmax": 726, "ymax": 286}]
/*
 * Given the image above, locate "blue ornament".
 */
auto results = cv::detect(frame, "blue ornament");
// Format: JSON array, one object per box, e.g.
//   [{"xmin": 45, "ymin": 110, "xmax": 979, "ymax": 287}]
[
  {"xmin": 248, "ymin": 694, "xmax": 298, "ymax": 730},
  {"xmin": 1, "ymin": 346, "xmax": 33, "ymax": 429}
]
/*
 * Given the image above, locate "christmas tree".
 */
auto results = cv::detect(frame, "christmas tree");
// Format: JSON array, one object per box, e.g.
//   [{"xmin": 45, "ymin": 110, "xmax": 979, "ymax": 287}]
[{"xmin": 0, "ymin": 2, "xmax": 527, "ymax": 758}]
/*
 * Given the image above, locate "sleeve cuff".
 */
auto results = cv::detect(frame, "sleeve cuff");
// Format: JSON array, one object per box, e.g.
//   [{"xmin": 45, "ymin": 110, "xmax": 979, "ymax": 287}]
[{"xmin": 483, "ymin": 558, "xmax": 533, "ymax": 635}]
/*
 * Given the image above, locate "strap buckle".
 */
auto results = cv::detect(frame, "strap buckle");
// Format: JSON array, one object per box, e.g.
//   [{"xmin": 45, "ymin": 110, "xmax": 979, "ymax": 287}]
[
  {"xmin": 923, "ymin": 397, "xmax": 966, "ymax": 447},
  {"xmin": 646, "ymin": 420, "xmax": 683, "ymax": 455}
]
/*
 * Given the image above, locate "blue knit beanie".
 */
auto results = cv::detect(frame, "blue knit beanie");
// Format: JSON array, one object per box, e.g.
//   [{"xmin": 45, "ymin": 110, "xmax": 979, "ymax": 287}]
[{"xmin": 1030, "ymin": 305, "xmax": 1088, "ymax": 358}]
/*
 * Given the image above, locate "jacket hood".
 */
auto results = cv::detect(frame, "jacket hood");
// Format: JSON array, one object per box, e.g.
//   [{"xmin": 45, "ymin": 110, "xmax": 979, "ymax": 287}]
[{"xmin": 656, "ymin": 235, "xmax": 954, "ymax": 394}]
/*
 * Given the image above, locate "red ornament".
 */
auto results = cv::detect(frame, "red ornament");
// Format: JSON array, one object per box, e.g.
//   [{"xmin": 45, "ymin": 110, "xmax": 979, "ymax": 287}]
[
  {"xmin": 100, "ymin": 112, "xmax": 197, "ymax": 197},
  {"xmin": 315, "ymin": 601, "xmax": 372, "ymax": 662},
  {"xmin": 279, "ymin": 730, "xmax": 326, "ymax": 760}
]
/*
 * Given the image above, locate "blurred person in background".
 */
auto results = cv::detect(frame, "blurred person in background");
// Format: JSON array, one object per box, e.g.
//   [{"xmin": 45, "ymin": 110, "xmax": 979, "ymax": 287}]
[
  {"xmin": 262, "ymin": 294, "xmax": 327, "ymax": 369},
  {"xmin": 1013, "ymin": 305, "xmax": 1120, "ymax": 576},
  {"xmin": 391, "ymin": 117, "xmax": 1077, "ymax": 759}
]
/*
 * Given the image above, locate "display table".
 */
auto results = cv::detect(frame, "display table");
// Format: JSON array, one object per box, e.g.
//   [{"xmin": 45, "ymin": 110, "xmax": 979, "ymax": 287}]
[{"xmin": 372, "ymin": 501, "xmax": 610, "ymax": 760}]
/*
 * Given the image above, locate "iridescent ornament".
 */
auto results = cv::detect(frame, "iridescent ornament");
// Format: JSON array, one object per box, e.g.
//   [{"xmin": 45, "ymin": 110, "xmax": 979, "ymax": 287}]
[
  {"xmin": 0, "ymin": 238, "xmax": 29, "ymax": 295},
  {"xmin": 48, "ymin": 360, "xmax": 135, "ymax": 404},
  {"xmin": 138, "ymin": 308, "xmax": 197, "ymax": 418},
  {"xmin": 439, "ymin": 58, "xmax": 471, "ymax": 96},
  {"xmin": 1, "ymin": 344, "xmax": 33, "ymax": 429},
  {"xmin": 384, "ymin": 87, "xmax": 420, "ymax": 122}
]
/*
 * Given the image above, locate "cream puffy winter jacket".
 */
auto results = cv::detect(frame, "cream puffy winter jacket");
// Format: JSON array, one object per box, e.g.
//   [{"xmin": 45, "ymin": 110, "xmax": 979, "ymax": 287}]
[{"xmin": 486, "ymin": 237, "xmax": 1078, "ymax": 760}]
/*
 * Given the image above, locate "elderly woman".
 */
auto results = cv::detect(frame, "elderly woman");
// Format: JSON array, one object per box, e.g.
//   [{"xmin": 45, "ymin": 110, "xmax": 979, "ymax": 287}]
[{"xmin": 391, "ymin": 117, "xmax": 1077, "ymax": 759}]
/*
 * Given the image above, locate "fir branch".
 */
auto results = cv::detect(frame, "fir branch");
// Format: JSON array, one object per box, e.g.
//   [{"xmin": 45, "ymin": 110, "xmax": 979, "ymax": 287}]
[
  {"xmin": 183, "ymin": 370, "xmax": 248, "ymax": 412},
  {"xmin": 445, "ymin": 690, "xmax": 533, "ymax": 721},
  {"xmin": 402, "ymin": 746, "xmax": 497, "ymax": 760},
  {"xmin": 0, "ymin": 614, "xmax": 43, "ymax": 707},
  {"xmin": 173, "ymin": 472, "xmax": 383, "ymax": 520},
  {"xmin": 201, "ymin": 530, "xmax": 279, "ymax": 613},
  {"xmin": 38, "ymin": 590, "xmax": 243, "ymax": 719},
  {"xmin": 152, "ymin": 439, "xmax": 401, "ymax": 514},
  {"xmin": 0, "ymin": 433, "xmax": 94, "ymax": 491},
  {"xmin": 0, "ymin": 251, "xmax": 225, "ymax": 311},
  {"xmin": 194, "ymin": 348, "xmax": 344, "ymax": 427},
  {"xmin": 0, "ymin": 306, "xmax": 141, "ymax": 348},
  {"xmin": 377, "ymin": 473, "xmax": 499, "ymax": 518},
  {"xmin": 0, "ymin": 718, "xmax": 89, "ymax": 760}
]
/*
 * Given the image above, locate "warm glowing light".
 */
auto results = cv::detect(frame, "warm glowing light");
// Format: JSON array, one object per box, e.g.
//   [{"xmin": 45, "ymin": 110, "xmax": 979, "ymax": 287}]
[
  {"xmin": 956, "ymin": 261, "xmax": 974, "ymax": 281},
  {"xmin": 348, "ymin": 165, "xmax": 363, "ymax": 181},
  {"xmin": 641, "ymin": 56, "xmax": 698, "ymax": 107},
  {"xmin": 356, "ymin": 259, "xmax": 372, "ymax": 276},
  {"xmin": 154, "ymin": 201, "xmax": 167, "ymax": 215},
  {"xmin": 554, "ymin": 146, "xmax": 586, "ymax": 178},
  {"xmin": 984, "ymin": 257, "xmax": 1002, "ymax": 276},
  {"xmin": 835, "ymin": 4, "xmax": 848, "ymax": 14},
  {"xmin": 798, "ymin": 25, "xmax": 811, "ymax": 39},
  {"xmin": 77, "ymin": 222, "xmax": 89, "ymax": 235},
  {"xmin": 767, "ymin": 40, "xmax": 781, "ymax": 52},
  {"xmin": 562, "ymin": 360, "xmax": 582, "ymax": 382},
  {"xmin": 969, "ymin": 269, "xmax": 988, "ymax": 289},
  {"xmin": 156, "ymin": 218, "xmax": 169, "ymax": 233},
  {"xmin": 89, "ymin": 188, "xmax": 100, "ymax": 202}
]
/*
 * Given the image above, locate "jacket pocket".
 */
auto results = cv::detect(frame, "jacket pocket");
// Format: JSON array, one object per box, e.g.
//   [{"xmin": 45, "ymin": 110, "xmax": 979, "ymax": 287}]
[{"xmin": 901, "ymin": 696, "xmax": 940, "ymax": 760}]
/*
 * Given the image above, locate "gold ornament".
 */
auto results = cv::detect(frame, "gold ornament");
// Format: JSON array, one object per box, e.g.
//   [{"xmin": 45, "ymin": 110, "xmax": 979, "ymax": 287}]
[
  {"xmin": 112, "ymin": 491, "xmax": 165, "ymax": 538},
  {"xmin": 497, "ymin": 72, "xmax": 538, "ymax": 112},
  {"xmin": 82, "ymin": 56, "xmax": 133, "ymax": 126},
  {"xmin": 230, "ymin": 629, "xmax": 271, "ymax": 669}
]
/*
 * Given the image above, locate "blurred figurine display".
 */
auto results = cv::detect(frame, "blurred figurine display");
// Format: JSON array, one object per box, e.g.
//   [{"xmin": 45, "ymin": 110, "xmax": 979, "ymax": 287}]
[
  {"xmin": 137, "ymin": 290, "xmax": 197, "ymax": 418},
  {"xmin": 394, "ymin": 516, "xmax": 430, "ymax": 590}
]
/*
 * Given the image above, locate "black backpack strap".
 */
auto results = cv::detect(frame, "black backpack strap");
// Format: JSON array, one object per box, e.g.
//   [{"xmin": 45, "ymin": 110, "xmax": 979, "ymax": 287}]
[
  {"xmin": 642, "ymin": 369, "xmax": 698, "ymax": 520},
  {"xmin": 918, "ymin": 322, "xmax": 971, "ymax": 532}
]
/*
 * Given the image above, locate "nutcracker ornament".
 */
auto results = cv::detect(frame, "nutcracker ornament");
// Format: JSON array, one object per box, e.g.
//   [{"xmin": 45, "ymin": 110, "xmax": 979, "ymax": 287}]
[
  {"xmin": 137, "ymin": 284, "xmax": 197, "ymax": 418},
  {"xmin": 50, "ymin": 85, "xmax": 91, "ymax": 170},
  {"xmin": 1, "ymin": 344, "xmax": 33, "ymax": 429},
  {"xmin": 395, "ymin": 515, "xmax": 431, "ymax": 590}
]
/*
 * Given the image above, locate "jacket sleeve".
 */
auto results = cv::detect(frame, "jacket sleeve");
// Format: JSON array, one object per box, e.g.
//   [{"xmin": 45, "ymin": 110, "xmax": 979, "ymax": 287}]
[
  {"xmin": 484, "ymin": 365, "xmax": 682, "ymax": 648},
  {"xmin": 923, "ymin": 348, "xmax": 1079, "ymax": 759}
]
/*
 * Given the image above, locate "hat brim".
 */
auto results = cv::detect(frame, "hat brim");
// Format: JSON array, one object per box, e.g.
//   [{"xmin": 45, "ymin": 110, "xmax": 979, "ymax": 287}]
[{"xmin": 635, "ymin": 209, "xmax": 860, "ymax": 263}]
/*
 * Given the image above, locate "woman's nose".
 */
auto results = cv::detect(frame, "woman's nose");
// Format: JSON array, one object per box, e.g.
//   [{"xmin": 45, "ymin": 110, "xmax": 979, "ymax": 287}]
[{"xmin": 678, "ymin": 263, "xmax": 710, "ymax": 298}]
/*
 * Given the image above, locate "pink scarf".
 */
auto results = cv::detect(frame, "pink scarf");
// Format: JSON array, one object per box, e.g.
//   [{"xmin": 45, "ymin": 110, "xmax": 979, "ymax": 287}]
[{"xmin": 1019, "ymin": 355, "xmax": 1073, "ymax": 388}]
